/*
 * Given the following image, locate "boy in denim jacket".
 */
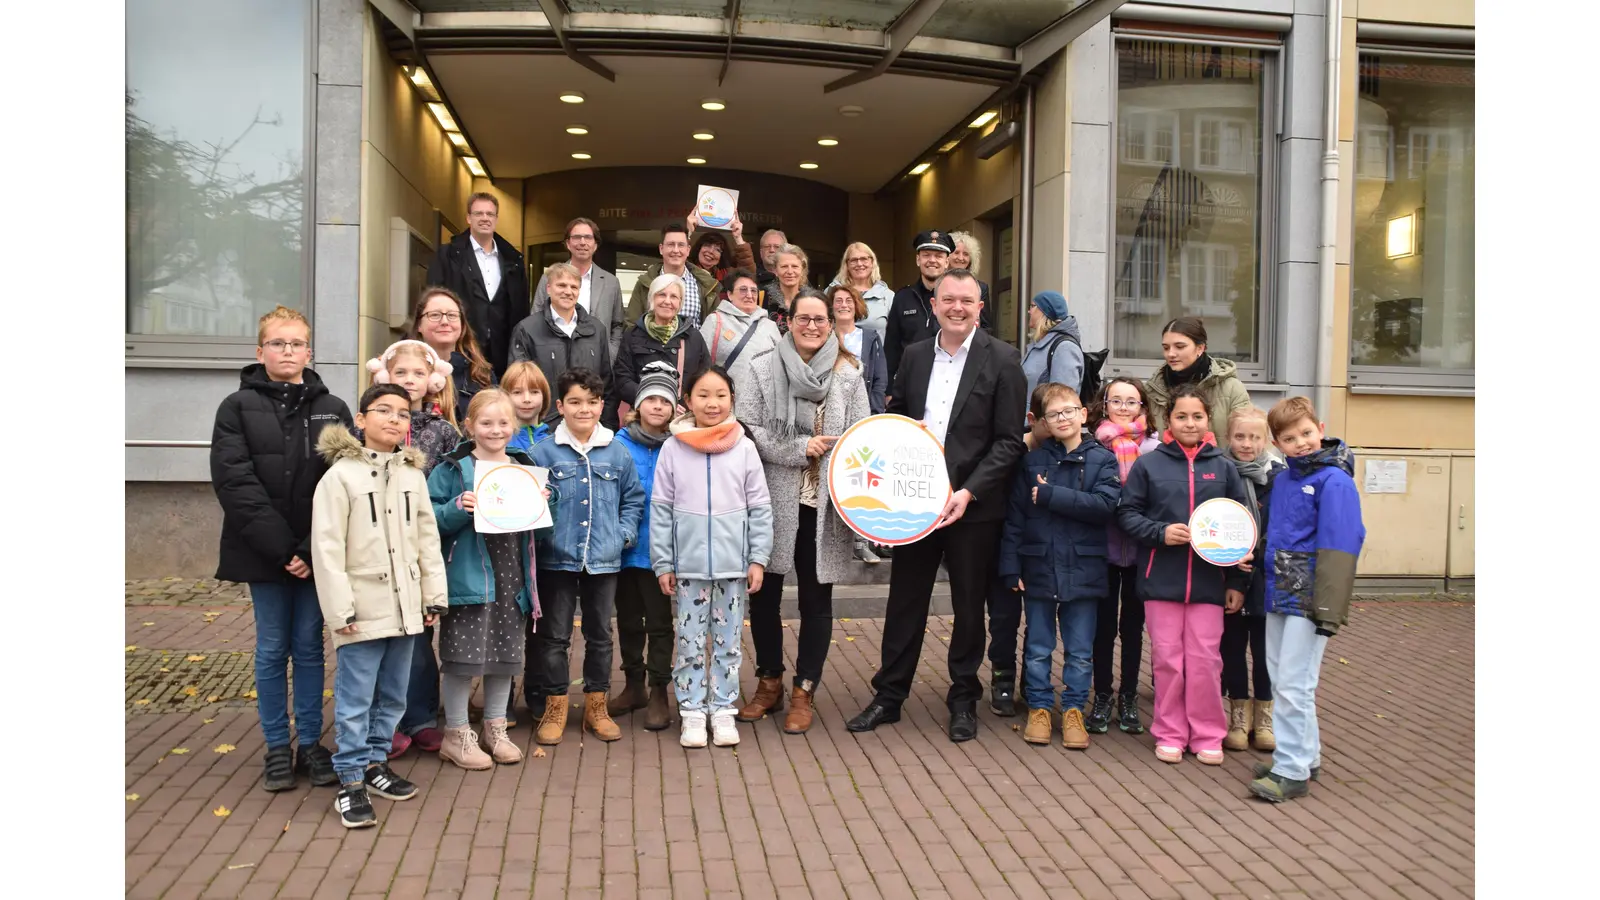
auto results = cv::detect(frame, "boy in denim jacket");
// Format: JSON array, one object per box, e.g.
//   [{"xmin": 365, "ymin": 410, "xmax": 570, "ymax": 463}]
[{"xmin": 527, "ymin": 368, "xmax": 646, "ymax": 745}]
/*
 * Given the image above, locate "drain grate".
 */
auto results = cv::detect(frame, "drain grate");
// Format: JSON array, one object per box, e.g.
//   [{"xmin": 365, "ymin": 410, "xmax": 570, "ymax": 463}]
[{"xmin": 125, "ymin": 649, "xmax": 263, "ymax": 714}]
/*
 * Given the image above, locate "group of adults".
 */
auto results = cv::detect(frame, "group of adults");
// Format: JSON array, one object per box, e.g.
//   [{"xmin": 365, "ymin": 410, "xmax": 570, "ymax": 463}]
[{"xmin": 411, "ymin": 190, "xmax": 1254, "ymax": 742}]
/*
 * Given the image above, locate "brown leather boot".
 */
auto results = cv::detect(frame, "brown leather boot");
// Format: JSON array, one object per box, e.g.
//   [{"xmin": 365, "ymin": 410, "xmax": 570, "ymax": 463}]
[
  {"xmin": 607, "ymin": 674, "xmax": 648, "ymax": 717},
  {"xmin": 643, "ymin": 684, "xmax": 673, "ymax": 731},
  {"xmin": 535, "ymin": 695, "xmax": 568, "ymax": 746},
  {"xmin": 782, "ymin": 683, "xmax": 816, "ymax": 734},
  {"xmin": 583, "ymin": 691, "xmax": 621, "ymax": 741},
  {"xmin": 737, "ymin": 676, "xmax": 784, "ymax": 722}
]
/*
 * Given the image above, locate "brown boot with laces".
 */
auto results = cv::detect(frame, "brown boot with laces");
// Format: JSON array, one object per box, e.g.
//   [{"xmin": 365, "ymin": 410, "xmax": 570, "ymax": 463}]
[
  {"xmin": 783, "ymin": 683, "xmax": 816, "ymax": 734},
  {"xmin": 535, "ymin": 695, "xmax": 568, "ymax": 745},
  {"xmin": 737, "ymin": 676, "xmax": 784, "ymax": 722},
  {"xmin": 583, "ymin": 691, "xmax": 621, "ymax": 741}
]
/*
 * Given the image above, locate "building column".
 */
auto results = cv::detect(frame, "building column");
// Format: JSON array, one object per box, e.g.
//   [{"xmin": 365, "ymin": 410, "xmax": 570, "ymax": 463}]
[{"xmin": 313, "ymin": 0, "xmax": 366, "ymax": 409}]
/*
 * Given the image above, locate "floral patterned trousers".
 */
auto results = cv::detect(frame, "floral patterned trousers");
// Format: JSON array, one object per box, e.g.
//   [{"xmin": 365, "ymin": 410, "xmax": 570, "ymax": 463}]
[{"xmin": 672, "ymin": 577, "xmax": 747, "ymax": 714}]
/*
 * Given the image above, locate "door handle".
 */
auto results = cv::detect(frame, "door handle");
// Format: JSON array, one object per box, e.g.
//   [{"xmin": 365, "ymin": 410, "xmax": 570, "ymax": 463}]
[{"xmin": 1457, "ymin": 504, "xmax": 1466, "ymax": 530}]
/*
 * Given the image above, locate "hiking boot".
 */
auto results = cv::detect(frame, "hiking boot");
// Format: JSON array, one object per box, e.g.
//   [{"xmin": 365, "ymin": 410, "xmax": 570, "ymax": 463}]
[
  {"xmin": 335, "ymin": 784, "xmax": 377, "ymax": 828},
  {"xmin": 1251, "ymin": 700, "xmax": 1276, "ymax": 751},
  {"xmin": 1249, "ymin": 771, "xmax": 1309, "ymax": 803},
  {"xmin": 680, "ymin": 711, "xmax": 708, "ymax": 748},
  {"xmin": 363, "ymin": 763, "xmax": 418, "ymax": 801},
  {"xmin": 989, "ymin": 671, "xmax": 1018, "ymax": 717},
  {"xmin": 481, "ymin": 718, "xmax": 522, "ymax": 765},
  {"xmin": 1085, "ymin": 691, "xmax": 1114, "ymax": 735},
  {"xmin": 737, "ymin": 676, "xmax": 784, "ymax": 722},
  {"xmin": 583, "ymin": 691, "xmax": 621, "ymax": 741},
  {"xmin": 536, "ymin": 696, "xmax": 569, "ymax": 745},
  {"xmin": 783, "ymin": 683, "xmax": 817, "ymax": 734},
  {"xmin": 1023, "ymin": 708, "xmax": 1053, "ymax": 745},
  {"xmin": 1061, "ymin": 707, "xmax": 1091, "ymax": 750},
  {"xmin": 296, "ymin": 743, "xmax": 339, "ymax": 787},
  {"xmin": 1116, "ymin": 691, "xmax": 1145, "ymax": 734},
  {"xmin": 643, "ymin": 684, "xmax": 674, "ymax": 731},
  {"xmin": 608, "ymin": 674, "xmax": 649, "ymax": 717},
  {"xmin": 1224, "ymin": 698, "xmax": 1252, "ymax": 751},
  {"xmin": 853, "ymin": 540, "xmax": 883, "ymax": 564},
  {"xmin": 412, "ymin": 727, "xmax": 444, "ymax": 753},
  {"xmin": 1253, "ymin": 761, "xmax": 1320, "ymax": 781},
  {"xmin": 711, "ymin": 710, "xmax": 741, "ymax": 746},
  {"xmin": 440, "ymin": 724, "xmax": 493, "ymax": 770},
  {"xmin": 262, "ymin": 745, "xmax": 296, "ymax": 792}
]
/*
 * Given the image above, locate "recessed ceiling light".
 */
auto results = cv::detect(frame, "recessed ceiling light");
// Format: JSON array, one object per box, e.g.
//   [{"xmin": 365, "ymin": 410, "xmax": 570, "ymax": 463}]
[
  {"xmin": 799, "ymin": 161, "xmax": 819, "ymax": 170},
  {"xmin": 565, "ymin": 125, "xmax": 589, "ymax": 135},
  {"xmin": 427, "ymin": 102, "xmax": 459, "ymax": 132},
  {"xmin": 968, "ymin": 110, "xmax": 998, "ymax": 128},
  {"xmin": 817, "ymin": 137, "xmax": 839, "ymax": 147},
  {"xmin": 693, "ymin": 130, "xmax": 715, "ymax": 141},
  {"xmin": 464, "ymin": 157, "xmax": 486, "ymax": 177},
  {"xmin": 938, "ymin": 139, "xmax": 961, "ymax": 153},
  {"xmin": 839, "ymin": 105, "xmax": 864, "ymax": 117},
  {"xmin": 910, "ymin": 162, "xmax": 931, "ymax": 175},
  {"xmin": 686, "ymin": 157, "xmax": 707, "ymax": 165},
  {"xmin": 571, "ymin": 152, "xmax": 592, "ymax": 160},
  {"xmin": 700, "ymin": 99, "xmax": 726, "ymax": 111},
  {"xmin": 447, "ymin": 132, "xmax": 470, "ymax": 150},
  {"xmin": 559, "ymin": 91, "xmax": 586, "ymax": 104}
]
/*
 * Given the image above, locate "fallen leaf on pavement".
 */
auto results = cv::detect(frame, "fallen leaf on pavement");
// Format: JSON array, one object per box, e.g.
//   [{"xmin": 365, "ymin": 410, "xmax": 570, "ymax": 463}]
[
  {"xmin": 142, "ymin": 622, "xmax": 155, "ymax": 626},
  {"xmin": 1010, "ymin": 724, "xmax": 1021, "ymax": 732},
  {"xmin": 1338, "ymin": 658, "xmax": 1348, "ymax": 665},
  {"xmin": 532, "ymin": 747, "xmax": 547, "ymax": 758},
  {"xmin": 226, "ymin": 863, "xmax": 255, "ymax": 870},
  {"xmin": 243, "ymin": 690, "xmax": 258, "ymax": 700},
  {"xmin": 323, "ymin": 689, "xmax": 333, "ymax": 698},
  {"xmin": 207, "ymin": 696, "xmax": 221, "ymax": 703},
  {"xmin": 840, "ymin": 618, "xmax": 852, "ymax": 623},
  {"xmin": 126, "ymin": 793, "xmax": 139, "ymax": 802},
  {"xmin": 170, "ymin": 748, "xmax": 190, "ymax": 755},
  {"xmin": 158, "ymin": 667, "xmax": 171, "ymax": 673},
  {"xmin": 186, "ymin": 655, "xmax": 206, "ymax": 662},
  {"xmin": 213, "ymin": 805, "xmax": 231, "ymax": 817},
  {"xmin": 126, "ymin": 645, "xmax": 138, "ymax": 652},
  {"xmin": 1375, "ymin": 713, "xmax": 1387, "ymax": 719},
  {"xmin": 214, "ymin": 744, "xmax": 237, "ymax": 754},
  {"xmin": 845, "ymin": 636, "xmax": 855, "ymax": 642},
  {"xmin": 181, "ymin": 686, "xmax": 199, "ymax": 697},
  {"xmin": 203, "ymin": 718, "xmax": 215, "ymax": 724},
  {"xmin": 283, "ymin": 820, "xmax": 291, "ymax": 833},
  {"xmin": 134, "ymin": 699, "xmax": 152, "ymax": 706}
]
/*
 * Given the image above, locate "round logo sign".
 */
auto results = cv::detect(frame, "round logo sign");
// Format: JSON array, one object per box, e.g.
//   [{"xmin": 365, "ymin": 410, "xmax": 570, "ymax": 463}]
[
  {"xmin": 1187, "ymin": 497, "xmax": 1257, "ymax": 566},
  {"xmin": 476, "ymin": 464, "xmax": 544, "ymax": 532},
  {"xmin": 696, "ymin": 187, "xmax": 736, "ymax": 229},
  {"xmin": 826, "ymin": 414, "xmax": 951, "ymax": 546}
]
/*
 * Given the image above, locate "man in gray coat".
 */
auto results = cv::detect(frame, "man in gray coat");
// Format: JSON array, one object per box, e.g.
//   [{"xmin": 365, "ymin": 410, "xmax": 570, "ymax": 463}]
[{"xmin": 533, "ymin": 217, "xmax": 626, "ymax": 356}]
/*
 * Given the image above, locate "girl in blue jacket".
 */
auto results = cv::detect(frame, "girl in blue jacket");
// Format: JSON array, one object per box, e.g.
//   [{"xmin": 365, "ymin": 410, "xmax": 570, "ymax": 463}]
[
  {"xmin": 426, "ymin": 388, "xmax": 541, "ymax": 772},
  {"xmin": 1115, "ymin": 383, "xmax": 1252, "ymax": 766}
]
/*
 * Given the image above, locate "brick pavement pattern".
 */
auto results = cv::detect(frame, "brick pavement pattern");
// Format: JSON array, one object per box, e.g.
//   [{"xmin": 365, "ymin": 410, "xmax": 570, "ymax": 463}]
[{"xmin": 125, "ymin": 580, "xmax": 1473, "ymax": 900}]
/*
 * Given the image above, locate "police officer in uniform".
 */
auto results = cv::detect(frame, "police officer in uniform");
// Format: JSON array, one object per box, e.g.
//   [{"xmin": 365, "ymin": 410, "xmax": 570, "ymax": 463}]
[{"xmin": 884, "ymin": 230, "xmax": 994, "ymax": 381}]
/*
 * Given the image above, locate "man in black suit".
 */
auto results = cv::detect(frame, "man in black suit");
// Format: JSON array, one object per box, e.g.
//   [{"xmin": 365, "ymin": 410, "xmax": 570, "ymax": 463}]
[
  {"xmin": 426, "ymin": 192, "xmax": 530, "ymax": 376},
  {"xmin": 846, "ymin": 269, "xmax": 1028, "ymax": 743}
]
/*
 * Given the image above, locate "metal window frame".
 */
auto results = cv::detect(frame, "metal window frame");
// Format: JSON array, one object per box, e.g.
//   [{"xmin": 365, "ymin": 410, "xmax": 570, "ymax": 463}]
[
  {"xmin": 1347, "ymin": 44, "xmax": 1475, "ymax": 394},
  {"xmin": 125, "ymin": 0, "xmax": 317, "ymax": 366},
  {"xmin": 1104, "ymin": 33, "xmax": 1283, "ymax": 385}
]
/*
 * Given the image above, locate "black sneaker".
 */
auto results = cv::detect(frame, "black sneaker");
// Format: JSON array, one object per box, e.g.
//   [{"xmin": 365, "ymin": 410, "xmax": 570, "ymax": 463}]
[
  {"xmin": 989, "ymin": 672, "xmax": 1017, "ymax": 717},
  {"xmin": 334, "ymin": 784, "xmax": 377, "ymax": 828},
  {"xmin": 296, "ymin": 744, "xmax": 339, "ymax": 787},
  {"xmin": 363, "ymin": 763, "xmax": 418, "ymax": 801},
  {"xmin": 1116, "ymin": 691, "xmax": 1145, "ymax": 735},
  {"xmin": 262, "ymin": 745, "xmax": 296, "ymax": 793},
  {"xmin": 1085, "ymin": 691, "xmax": 1114, "ymax": 734}
]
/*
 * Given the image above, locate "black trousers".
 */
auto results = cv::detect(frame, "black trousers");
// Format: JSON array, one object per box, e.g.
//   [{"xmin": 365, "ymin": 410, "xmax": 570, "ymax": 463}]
[
  {"xmin": 1092, "ymin": 564, "xmax": 1146, "ymax": 696},
  {"xmin": 524, "ymin": 570, "xmax": 618, "ymax": 704},
  {"xmin": 749, "ymin": 505, "xmax": 835, "ymax": 687},
  {"xmin": 986, "ymin": 565, "xmax": 1022, "ymax": 678},
  {"xmin": 871, "ymin": 518, "xmax": 1003, "ymax": 709},
  {"xmin": 1221, "ymin": 611, "xmax": 1271, "ymax": 700},
  {"xmin": 614, "ymin": 566, "xmax": 672, "ymax": 686}
]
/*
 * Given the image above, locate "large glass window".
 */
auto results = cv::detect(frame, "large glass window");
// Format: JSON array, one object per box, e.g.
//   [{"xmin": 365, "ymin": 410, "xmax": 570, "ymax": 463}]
[
  {"xmin": 1351, "ymin": 53, "xmax": 1474, "ymax": 376},
  {"xmin": 1112, "ymin": 40, "xmax": 1270, "ymax": 367},
  {"xmin": 126, "ymin": 0, "xmax": 309, "ymax": 340}
]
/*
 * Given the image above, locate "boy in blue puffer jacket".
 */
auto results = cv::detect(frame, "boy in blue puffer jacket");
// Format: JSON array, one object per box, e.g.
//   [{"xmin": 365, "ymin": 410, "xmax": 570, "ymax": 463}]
[
  {"xmin": 1248, "ymin": 397, "xmax": 1365, "ymax": 803},
  {"xmin": 998, "ymin": 383, "xmax": 1123, "ymax": 751}
]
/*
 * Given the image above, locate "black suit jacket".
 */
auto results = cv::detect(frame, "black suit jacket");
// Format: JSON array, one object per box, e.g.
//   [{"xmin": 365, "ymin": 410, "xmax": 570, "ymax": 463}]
[
  {"xmin": 426, "ymin": 232, "xmax": 530, "ymax": 375},
  {"xmin": 887, "ymin": 329, "xmax": 1028, "ymax": 524}
]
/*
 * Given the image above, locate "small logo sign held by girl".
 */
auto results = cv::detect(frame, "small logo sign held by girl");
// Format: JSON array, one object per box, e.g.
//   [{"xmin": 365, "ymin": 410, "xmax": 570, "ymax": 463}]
[{"xmin": 1187, "ymin": 497, "xmax": 1256, "ymax": 566}]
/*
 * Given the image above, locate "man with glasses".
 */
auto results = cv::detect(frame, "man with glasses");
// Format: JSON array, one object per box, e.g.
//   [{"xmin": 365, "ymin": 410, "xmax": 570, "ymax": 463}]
[
  {"xmin": 625, "ymin": 223, "xmax": 719, "ymax": 329},
  {"xmin": 427, "ymin": 192, "xmax": 530, "ymax": 376},
  {"xmin": 533, "ymin": 217, "xmax": 625, "ymax": 356}
]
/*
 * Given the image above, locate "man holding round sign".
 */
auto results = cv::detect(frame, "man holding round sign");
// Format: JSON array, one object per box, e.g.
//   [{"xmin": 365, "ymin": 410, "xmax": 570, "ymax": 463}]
[{"xmin": 845, "ymin": 269, "xmax": 1028, "ymax": 743}]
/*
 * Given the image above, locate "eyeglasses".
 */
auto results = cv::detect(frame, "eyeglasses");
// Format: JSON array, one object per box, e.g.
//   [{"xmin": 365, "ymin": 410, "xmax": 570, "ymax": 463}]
[
  {"xmin": 421, "ymin": 311, "xmax": 461, "ymax": 324},
  {"xmin": 261, "ymin": 339, "xmax": 309, "ymax": 353},
  {"xmin": 791, "ymin": 315, "xmax": 830, "ymax": 329},
  {"xmin": 731, "ymin": 285, "xmax": 759, "ymax": 295},
  {"xmin": 847, "ymin": 256, "xmax": 872, "ymax": 265},
  {"xmin": 1043, "ymin": 406, "xmax": 1082, "ymax": 423},
  {"xmin": 567, "ymin": 234, "xmax": 595, "ymax": 243},
  {"xmin": 1106, "ymin": 398, "xmax": 1143, "ymax": 409},
  {"xmin": 362, "ymin": 406, "xmax": 412, "ymax": 422}
]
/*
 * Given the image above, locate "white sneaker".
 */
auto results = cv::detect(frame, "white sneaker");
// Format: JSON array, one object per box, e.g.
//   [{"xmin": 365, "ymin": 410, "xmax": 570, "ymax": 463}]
[
  {"xmin": 711, "ymin": 709, "xmax": 741, "ymax": 747},
  {"xmin": 680, "ymin": 711, "xmax": 708, "ymax": 749}
]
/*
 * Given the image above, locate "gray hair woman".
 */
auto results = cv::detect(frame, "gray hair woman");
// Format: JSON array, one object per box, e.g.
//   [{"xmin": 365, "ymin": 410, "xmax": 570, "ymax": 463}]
[
  {"xmin": 701, "ymin": 268, "xmax": 783, "ymax": 393},
  {"xmin": 733, "ymin": 287, "xmax": 871, "ymax": 735}
]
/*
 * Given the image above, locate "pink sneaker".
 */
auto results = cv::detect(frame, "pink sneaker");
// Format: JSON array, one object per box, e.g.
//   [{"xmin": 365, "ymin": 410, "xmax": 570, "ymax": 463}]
[
  {"xmin": 412, "ymin": 727, "xmax": 444, "ymax": 753},
  {"xmin": 387, "ymin": 730, "xmax": 412, "ymax": 759}
]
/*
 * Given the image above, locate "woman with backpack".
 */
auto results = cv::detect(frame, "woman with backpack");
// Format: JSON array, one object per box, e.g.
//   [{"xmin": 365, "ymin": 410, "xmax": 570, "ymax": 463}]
[{"xmin": 1021, "ymin": 291, "xmax": 1088, "ymax": 402}]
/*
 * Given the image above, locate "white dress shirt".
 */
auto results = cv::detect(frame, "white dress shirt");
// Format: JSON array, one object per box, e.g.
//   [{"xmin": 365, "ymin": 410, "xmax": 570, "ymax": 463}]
[
  {"xmin": 576, "ymin": 263, "xmax": 593, "ymax": 311},
  {"xmin": 551, "ymin": 306, "xmax": 579, "ymax": 337},
  {"xmin": 473, "ymin": 236, "xmax": 502, "ymax": 300},
  {"xmin": 922, "ymin": 327, "xmax": 977, "ymax": 448}
]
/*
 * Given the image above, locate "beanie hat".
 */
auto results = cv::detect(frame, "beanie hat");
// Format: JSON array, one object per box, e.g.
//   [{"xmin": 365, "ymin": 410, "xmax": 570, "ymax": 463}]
[
  {"xmin": 1031, "ymin": 290, "xmax": 1069, "ymax": 322},
  {"xmin": 366, "ymin": 340, "xmax": 453, "ymax": 394},
  {"xmin": 635, "ymin": 361, "xmax": 680, "ymax": 408}
]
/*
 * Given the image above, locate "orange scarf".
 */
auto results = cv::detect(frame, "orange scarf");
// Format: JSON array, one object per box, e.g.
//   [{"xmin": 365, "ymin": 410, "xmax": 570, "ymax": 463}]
[{"xmin": 672, "ymin": 418, "xmax": 743, "ymax": 454}]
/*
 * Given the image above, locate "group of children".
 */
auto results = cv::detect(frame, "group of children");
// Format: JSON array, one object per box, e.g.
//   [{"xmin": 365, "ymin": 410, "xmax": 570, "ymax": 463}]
[{"xmin": 1002, "ymin": 375, "xmax": 1365, "ymax": 803}]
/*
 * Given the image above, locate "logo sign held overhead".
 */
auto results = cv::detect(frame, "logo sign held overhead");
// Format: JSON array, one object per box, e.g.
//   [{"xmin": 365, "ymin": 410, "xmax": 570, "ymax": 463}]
[{"xmin": 826, "ymin": 414, "xmax": 950, "ymax": 546}]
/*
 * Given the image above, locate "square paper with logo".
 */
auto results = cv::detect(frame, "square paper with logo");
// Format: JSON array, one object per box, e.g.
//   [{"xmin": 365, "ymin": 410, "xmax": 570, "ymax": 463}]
[
  {"xmin": 694, "ymin": 184, "xmax": 740, "ymax": 230},
  {"xmin": 473, "ymin": 461, "xmax": 552, "ymax": 533}
]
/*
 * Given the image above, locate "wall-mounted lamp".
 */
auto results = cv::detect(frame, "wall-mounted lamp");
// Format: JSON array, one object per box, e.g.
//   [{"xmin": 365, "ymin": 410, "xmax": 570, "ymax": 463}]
[{"xmin": 1386, "ymin": 212, "xmax": 1417, "ymax": 259}]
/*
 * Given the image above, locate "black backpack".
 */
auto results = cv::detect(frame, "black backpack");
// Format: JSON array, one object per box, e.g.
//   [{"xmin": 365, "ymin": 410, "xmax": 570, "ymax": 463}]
[{"xmin": 1038, "ymin": 331, "xmax": 1107, "ymax": 403}]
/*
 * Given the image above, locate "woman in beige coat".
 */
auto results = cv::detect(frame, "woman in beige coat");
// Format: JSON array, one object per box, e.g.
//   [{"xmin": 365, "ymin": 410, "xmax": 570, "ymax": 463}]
[{"xmin": 1144, "ymin": 316, "xmax": 1254, "ymax": 449}]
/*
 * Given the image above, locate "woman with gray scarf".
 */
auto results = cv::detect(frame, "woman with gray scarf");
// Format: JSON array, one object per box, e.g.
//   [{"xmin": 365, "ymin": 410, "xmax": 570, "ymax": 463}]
[{"xmin": 733, "ymin": 288, "xmax": 871, "ymax": 734}]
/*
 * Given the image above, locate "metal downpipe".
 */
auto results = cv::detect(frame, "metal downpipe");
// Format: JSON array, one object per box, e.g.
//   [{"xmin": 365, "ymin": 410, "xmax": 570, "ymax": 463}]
[
  {"xmin": 1315, "ymin": 1, "xmax": 1343, "ymax": 417},
  {"xmin": 1017, "ymin": 83, "xmax": 1036, "ymax": 349}
]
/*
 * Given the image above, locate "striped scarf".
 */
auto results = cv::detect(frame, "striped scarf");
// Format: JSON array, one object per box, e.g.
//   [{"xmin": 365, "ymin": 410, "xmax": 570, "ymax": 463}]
[{"xmin": 1096, "ymin": 416, "xmax": 1151, "ymax": 482}]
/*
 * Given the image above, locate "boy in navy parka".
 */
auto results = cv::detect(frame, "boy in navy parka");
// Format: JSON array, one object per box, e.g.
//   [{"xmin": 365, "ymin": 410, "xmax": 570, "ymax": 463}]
[{"xmin": 1248, "ymin": 397, "xmax": 1365, "ymax": 803}]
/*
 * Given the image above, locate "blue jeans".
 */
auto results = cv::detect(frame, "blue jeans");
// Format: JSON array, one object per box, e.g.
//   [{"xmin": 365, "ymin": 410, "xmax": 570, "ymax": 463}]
[
  {"xmin": 332, "ymin": 636, "xmax": 415, "ymax": 785},
  {"xmin": 397, "ymin": 627, "xmax": 440, "ymax": 735},
  {"xmin": 248, "ymin": 580, "xmax": 325, "ymax": 749},
  {"xmin": 1264, "ymin": 613, "xmax": 1328, "ymax": 782},
  {"xmin": 1023, "ymin": 597, "xmax": 1098, "ymax": 712}
]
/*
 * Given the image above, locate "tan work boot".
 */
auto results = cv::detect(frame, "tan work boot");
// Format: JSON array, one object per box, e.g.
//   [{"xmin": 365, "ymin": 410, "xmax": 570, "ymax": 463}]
[
  {"xmin": 439, "ymin": 724, "xmax": 492, "ymax": 770},
  {"xmin": 607, "ymin": 675, "xmax": 648, "ymax": 717},
  {"xmin": 481, "ymin": 717, "xmax": 522, "ymax": 765},
  {"xmin": 1060, "ymin": 707, "xmax": 1090, "ymax": 750},
  {"xmin": 643, "ymin": 684, "xmax": 674, "ymax": 731},
  {"xmin": 1023, "ymin": 708, "xmax": 1053, "ymax": 745},
  {"xmin": 535, "ymin": 695, "xmax": 569, "ymax": 745},
  {"xmin": 1224, "ymin": 698, "xmax": 1253, "ymax": 751},
  {"xmin": 783, "ymin": 683, "xmax": 816, "ymax": 734},
  {"xmin": 1252, "ymin": 700, "xmax": 1276, "ymax": 751},
  {"xmin": 583, "ymin": 691, "xmax": 621, "ymax": 741},
  {"xmin": 737, "ymin": 676, "xmax": 784, "ymax": 722}
]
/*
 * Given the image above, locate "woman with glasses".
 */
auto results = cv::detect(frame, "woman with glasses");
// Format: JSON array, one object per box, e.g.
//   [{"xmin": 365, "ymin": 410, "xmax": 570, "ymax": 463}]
[
  {"xmin": 827, "ymin": 242, "xmax": 894, "ymax": 336},
  {"xmin": 734, "ymin": 288, "xmax": 871, "ymax": 734},
  {"xmin": 409, "ymin": 286, "xmax": 496, "ymax": 427},
  {"xmin": 1020, "ymin": 291, "xmax": 1086, "ymax": 402},
  {"xmin": 701, "ymin": 269, "xmax": 782, "ymax": 389}
]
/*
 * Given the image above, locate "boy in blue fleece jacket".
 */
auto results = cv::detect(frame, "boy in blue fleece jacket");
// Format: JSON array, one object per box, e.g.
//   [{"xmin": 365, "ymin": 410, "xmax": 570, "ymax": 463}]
[{"xmin": 1249, "ymin": 397, "xmax": 1366, "ymax": 803}]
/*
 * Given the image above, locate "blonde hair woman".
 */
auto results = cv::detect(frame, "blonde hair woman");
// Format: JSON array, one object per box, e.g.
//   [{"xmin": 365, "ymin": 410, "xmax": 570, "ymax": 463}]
[{"xmin": 827, "ymin": 242, "xmax": 895, "ymax": 336}]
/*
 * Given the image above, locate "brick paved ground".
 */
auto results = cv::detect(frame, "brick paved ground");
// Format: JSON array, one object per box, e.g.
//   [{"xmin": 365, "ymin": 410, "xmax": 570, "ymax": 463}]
[{"xmin": 125, "ymin": 580, "xmax": 1473, "ymax": 900}]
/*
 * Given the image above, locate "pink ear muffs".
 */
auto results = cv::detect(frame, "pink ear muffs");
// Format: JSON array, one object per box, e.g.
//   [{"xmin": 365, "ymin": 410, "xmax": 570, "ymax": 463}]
[{"xmin": 366, "ymin": 340, "xmax": 454, "ymax": 395}]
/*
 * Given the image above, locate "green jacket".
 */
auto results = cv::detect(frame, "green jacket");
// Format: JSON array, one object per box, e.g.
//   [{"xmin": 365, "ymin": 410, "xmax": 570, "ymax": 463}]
[
  {"xmin": 1145, "ymin": 355, "xmax": 1254, "ymax": 450},
  {"xmin": 625, "ymin": 262, "xmax": 720, "ymax": 326}
]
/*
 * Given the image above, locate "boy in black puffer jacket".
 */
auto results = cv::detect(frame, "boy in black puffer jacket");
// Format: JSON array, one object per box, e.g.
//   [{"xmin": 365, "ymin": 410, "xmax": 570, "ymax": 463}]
[{"xmin": 211, "ymin": 306, "xmax": 353, "ymax": 793}]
